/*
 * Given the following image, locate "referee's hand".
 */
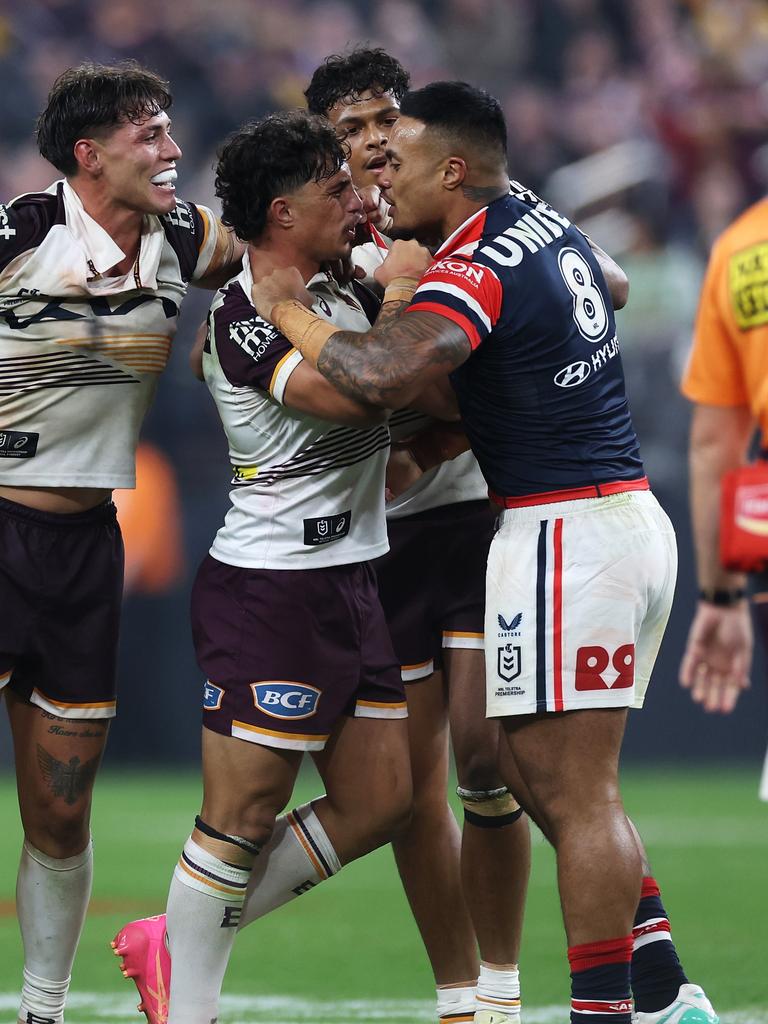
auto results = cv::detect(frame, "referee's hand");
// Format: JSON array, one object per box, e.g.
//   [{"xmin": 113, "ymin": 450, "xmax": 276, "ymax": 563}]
[{"xmin": 679, "ymin": 602, "xmax": 753, "ymax": 713}]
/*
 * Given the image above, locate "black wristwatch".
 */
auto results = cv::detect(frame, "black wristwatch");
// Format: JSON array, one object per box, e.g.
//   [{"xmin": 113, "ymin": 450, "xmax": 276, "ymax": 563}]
[{"xmin": 698, "ymin": 587, "xmax": 747, "ymax": 607}]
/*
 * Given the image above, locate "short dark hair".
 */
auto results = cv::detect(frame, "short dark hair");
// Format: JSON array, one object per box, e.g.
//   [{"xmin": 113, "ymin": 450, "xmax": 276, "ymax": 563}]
[
  {"xmin": 399, "ymin": 81, "xmax": 508, "ymax": 160},
  {"xmin": 36, "ymin": 60, "xmax": 172, "ymax": 176},
  {"xmin": 305, "ymin": 48, "xmax": 410, "ymax": 116},
  {"xmin": 215, "ymin": 110, "xmax": 347, "ymax": 243}
]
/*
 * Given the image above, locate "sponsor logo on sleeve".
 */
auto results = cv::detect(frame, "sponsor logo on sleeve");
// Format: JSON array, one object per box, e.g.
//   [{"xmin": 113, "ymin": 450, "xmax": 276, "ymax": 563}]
[
  {"xmin": 252, "ymin": 681, "xmax": 321, "ymax": 720},
  {"xmin": 229, "ymin": 319, "xmax": 279, "ymax": 360}
]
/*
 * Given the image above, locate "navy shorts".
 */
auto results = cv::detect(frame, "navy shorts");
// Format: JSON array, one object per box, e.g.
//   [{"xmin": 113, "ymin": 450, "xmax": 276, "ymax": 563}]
[
  {"xmin": 0, "ymin": 497, "xmax": 124, "ymax": 718},
  {"xmin": 375, "ymin": 499, "xmax": 496, "ymax": 681},
  {"xmin": 191, "ymin": 555, "xmax": 406, "ymax": 751}
]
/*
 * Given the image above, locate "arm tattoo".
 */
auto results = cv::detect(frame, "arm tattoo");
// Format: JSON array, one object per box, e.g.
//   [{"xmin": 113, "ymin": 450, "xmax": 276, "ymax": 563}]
[
  {"xmin": 316, "ymin": 311, "xmax": 471, "ymax": 407},
  {"xmin": 37, "ymin": 744, "xmax": 101, "ymax": 805},
  {"xmin": 373, "ymin": 298, "xmax": 411, "ymax": 328}
]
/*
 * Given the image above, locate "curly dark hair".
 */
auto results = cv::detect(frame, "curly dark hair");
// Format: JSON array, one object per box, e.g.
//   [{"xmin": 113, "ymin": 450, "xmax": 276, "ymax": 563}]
[
  {"xmin": 36, "ymin": 60, "xmax": 172, "ymax": 176},
  {"xmin": 215, "ymin": 110, "xmax": 347, "ymax": 243},
  {"xmin": 305, "ymin": 48, "xmax": 410, "ymax": 116}
]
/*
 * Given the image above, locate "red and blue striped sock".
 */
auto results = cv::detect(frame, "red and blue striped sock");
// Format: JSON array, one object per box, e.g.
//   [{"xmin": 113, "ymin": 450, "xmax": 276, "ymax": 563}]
[
  {"xmin": 569, "ymin": 935, "xmax": 633, "ymax": 1024},
  {"xmin": 631, "ymin": 877, "xmax": 688, "ymax": 1012}
]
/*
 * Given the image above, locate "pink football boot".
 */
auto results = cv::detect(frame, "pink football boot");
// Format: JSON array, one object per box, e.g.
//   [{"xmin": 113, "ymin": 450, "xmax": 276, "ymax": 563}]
[{"xmin": 112, "ymin": 915, "xmax": 170, "ymax": 1024}]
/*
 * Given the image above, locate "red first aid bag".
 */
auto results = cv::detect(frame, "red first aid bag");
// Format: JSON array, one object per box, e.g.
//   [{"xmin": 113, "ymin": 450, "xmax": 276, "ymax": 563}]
[{"xmin": 720, "ymin": 462, "xmax": 768, "ymax": 572}]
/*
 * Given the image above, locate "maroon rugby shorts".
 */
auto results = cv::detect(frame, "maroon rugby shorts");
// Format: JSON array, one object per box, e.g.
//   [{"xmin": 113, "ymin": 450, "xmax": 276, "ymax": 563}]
[
  {"xmin": 0, "ymin": 496, "xmax": 123, "ymax": 718},
  {"xmin": 191, "ymin": 555, "xmax": 406, "ymax": 751},
  {"xmin": 375, "ymin": 499, "xmax": 496, "ymax": 681}
]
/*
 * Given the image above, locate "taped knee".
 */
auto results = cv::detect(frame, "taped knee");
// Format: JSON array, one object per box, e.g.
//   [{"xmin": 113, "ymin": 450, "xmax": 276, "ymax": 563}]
[
  {"xmin": 456, "ymin": 785, "xmax": 524, "ymax": 829},
  {"xmin": 194, "ymin": 815, "xmax": 262, "ymax": 858}
]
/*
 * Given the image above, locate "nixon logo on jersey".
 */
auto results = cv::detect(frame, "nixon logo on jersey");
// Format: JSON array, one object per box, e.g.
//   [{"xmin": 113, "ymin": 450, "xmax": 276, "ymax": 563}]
[
  {"xmin": 252, "ymin": 682, "xmax": 321, "ymax": 720},
  {"xmin": 431, "ymin": 259, "xmax": 487, "ymax": 284},
  {"xmin": 554, "ymin": 361, "xmax": 591, "ymax": 388},
  {"xmin": 203, "ymin": 681, "xmax": 225, "ymax": 710},
  {"xmin": 229, "ymin": 319, "xmax": 278, "ymax": 361},
  {"xmin": 575, "ymin": 644, "xmax": 634, "ymax": 691}
]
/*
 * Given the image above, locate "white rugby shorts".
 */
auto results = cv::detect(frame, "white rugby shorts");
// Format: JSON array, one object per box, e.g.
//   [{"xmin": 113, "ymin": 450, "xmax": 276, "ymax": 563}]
[{"xmin": 485, "ymin": 490, "xmax": 677, "ymax": 717}]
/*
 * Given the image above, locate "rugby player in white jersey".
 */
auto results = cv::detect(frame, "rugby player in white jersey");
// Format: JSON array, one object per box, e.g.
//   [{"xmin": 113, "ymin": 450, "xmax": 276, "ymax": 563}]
[
  {"xmin": 250, "ymin": 83, "xmax": 719, "ymax": 1024},
  {"xmin": 114, "ymin": 110, "xmax": 437, "ymax": 1024},
  {"xmin": 305, "ymin": 50, "xmax": 529, "ymax": 1024},
  {"xmin": 0, "ymin": 61, "xmax": 240, "ymax": 1024}
]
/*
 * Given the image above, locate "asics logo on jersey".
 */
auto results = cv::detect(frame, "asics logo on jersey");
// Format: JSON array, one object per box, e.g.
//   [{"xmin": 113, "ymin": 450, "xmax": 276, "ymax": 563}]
[
  {"xmin": 554, "ymin": 360, "xmax": 591, "ymax": 388},
  {"xmin": 252, "ymin": 682, "xmax": 321, "ymax": 719}
]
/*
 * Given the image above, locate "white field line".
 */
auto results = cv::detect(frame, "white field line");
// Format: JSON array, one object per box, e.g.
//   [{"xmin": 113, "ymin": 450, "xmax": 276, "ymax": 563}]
[{"xmin": 0, "ymin": 994, "xmax": 764, "ymax": 1024}]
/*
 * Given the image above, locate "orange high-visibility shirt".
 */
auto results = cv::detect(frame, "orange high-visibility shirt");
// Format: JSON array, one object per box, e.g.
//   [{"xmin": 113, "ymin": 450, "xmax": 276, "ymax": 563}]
[{"xmin": 682, "ymin": 197, "xmax": 768, "ymax": 442}]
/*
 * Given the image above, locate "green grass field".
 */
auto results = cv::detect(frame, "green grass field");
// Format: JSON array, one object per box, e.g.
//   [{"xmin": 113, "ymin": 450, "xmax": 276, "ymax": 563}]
[{"xmin": 0, "ymin": 765, "xmax": 765, "ymax": 1023}]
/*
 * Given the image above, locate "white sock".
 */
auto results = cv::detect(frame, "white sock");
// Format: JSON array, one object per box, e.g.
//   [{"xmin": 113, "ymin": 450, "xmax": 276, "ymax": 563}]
[
  {"xmin": 436, "ymin": 983, "xmax": 476, "ymax": 1022},
  {"xmin": 238, "ymin": 800, "xmax": 341, "ymax": 930},
  {"xmin": 476, "ymin": 962, "xmax": 521, "ymax": 1019},
  {"xmin": 17, "ymin": 838, "xmax": 93, "ymax": 1024},
  {"xmin": 166, "ymin": 836, "xmax": 255, "ymax": 1024}
]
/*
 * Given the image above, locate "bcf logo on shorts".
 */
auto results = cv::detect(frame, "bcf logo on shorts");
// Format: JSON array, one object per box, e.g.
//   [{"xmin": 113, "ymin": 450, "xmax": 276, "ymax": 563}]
[
  {"xmin": 575, "ymin": 644, "xmax": 635, "ymax": 691},
  {"xmin": 251, "ymin": 681, "xmax": 321, "ymax": 720}
]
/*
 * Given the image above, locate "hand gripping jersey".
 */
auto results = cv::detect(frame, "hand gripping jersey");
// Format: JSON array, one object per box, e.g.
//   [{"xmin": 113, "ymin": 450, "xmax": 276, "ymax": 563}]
[
  {"xmin": 352, "ymin": 221, "xmax": 488, "ymax": 519},
  {"xmin": 406, "ymin": 183, "xmax": 645, "ymax": 505},
  {"xmin": 0, "ymin": 180, "xmax": 224, "ymax": 487},
  {"xmin": 204, "ymin": 256, "xmax": 390, "ymax": 569}
]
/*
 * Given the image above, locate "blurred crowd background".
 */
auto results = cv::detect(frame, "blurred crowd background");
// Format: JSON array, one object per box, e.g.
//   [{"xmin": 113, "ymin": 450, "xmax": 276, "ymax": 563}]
[{"xmin": 1, "ymin": 0, "xmax": 767, "ymax": 767}]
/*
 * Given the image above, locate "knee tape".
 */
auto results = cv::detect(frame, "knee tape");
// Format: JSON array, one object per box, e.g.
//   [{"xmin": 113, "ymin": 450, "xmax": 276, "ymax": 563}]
[
  {"xmin": 456, "ymin": 786, "xmax": 524, "ymax": 828},
  {"xmin": 194, "ymin": 815, "xmax": 261, "ymax": 857}
]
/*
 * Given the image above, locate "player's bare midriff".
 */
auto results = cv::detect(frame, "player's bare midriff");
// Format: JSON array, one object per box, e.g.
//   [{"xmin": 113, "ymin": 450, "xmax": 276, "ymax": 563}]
[{"xmin": 0, "ymin": 485, "xmax": 112, "ymax": 514}]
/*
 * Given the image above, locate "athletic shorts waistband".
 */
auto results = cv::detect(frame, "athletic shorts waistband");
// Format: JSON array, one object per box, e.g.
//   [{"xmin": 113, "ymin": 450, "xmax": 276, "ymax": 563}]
[
  {"xmin": 0, "ymin": 495, "xmax": 118, "ymax": 528},
  {"xmin": 496, "ymin": 487, "xmax": 658, "ymax": 526},
  {"xmin": 490, "ymin": 476, "xmax": 649, "ymax": 510}
]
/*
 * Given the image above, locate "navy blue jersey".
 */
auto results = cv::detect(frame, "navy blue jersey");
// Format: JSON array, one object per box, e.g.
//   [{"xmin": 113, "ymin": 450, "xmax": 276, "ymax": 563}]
[{"xmin": 406, "ymin": 185, "xmax": 645, "ymax": 504}]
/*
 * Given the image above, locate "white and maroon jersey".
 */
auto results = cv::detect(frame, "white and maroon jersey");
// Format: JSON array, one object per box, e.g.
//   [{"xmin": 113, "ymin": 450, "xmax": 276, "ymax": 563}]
[
  {"xmin": 406, "ymin": 182, "xmax": 645, "ymax": 506},
  {"xmin": 352, "ymin": 224, "xmax": 488, "ymax": 519},
  {"xmin": 204, "ymin": 255, "xmax": 390, "ymax": 570},
  {"xmin": 0, "ymin": 180, "xmax": 225, "ymax": 487}
]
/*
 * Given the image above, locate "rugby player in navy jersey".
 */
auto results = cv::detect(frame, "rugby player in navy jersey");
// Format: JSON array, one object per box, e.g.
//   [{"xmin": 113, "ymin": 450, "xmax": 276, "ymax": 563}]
[
  {"xmin": 305, "ymin": 49, "xmax": 530, "ymax": 1024},
  {"xmin": 250, "ymin": 83, "xmax": 718, "ymax": 1024},
  {"xmin": 0, "ymin": 61, "xmax": 241, "ymax": 1024}
]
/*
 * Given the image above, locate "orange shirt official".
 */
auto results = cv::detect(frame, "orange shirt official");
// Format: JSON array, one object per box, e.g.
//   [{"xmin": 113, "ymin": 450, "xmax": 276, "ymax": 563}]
[{"xmin": 682, "ymin": 197, "xmax": 768, "ymax": 442}]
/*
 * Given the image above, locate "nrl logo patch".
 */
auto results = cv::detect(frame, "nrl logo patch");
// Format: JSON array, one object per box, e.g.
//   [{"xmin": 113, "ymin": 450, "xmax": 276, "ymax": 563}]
[{"xmin": 497, "ymin": 644, "xmax": 521, "ymax": 683}]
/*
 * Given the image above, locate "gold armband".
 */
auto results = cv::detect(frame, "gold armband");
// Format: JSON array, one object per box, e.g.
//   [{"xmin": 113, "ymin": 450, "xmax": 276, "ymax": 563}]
[
  {"xmin": 382, "ymin": 276, "xmax": 420, "ymax": 305},
  {"xmin": 270, "ymin": 300, "xmax": 338, "ymax": 366}
]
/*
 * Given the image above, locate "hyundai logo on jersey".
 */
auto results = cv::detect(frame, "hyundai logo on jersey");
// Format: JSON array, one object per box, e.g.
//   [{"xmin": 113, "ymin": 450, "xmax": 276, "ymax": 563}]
[
  {"xmin": 252, "ymin": 682, "xmax": 321, "ymax": 719},
  {"xmin": 554, "ymin": 360, "xmax": 591, "ymax": 388}
]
